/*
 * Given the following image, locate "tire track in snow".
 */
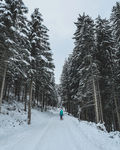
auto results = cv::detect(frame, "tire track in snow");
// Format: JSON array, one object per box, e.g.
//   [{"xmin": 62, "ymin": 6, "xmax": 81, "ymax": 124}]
[
  {"xmin": 34, "ymin": 115, "xmax": 78, "ymax": 150},
  {"xmin": 3, "ymin": 118, "xmax": 53, "ymax": 150},
  {"xmin": 33, "ymin": 117, "xmax": 55, "ymax": 150}
]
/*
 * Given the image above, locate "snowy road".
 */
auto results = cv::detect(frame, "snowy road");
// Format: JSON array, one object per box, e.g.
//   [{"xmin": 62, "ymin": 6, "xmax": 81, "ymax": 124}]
[{"xmin": 0, "ymin": 109, "xmax": 120, "ymax": 150}]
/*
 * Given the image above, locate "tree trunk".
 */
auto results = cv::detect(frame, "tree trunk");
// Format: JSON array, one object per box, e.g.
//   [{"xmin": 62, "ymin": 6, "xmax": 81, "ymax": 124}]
[
  {"xmin": 3, "ymin": 83, "xmax": 8, "ymax": 100},
  {"xmin": 78, "ymin": 105, "xmax": 81, "ymax": 121},
  {"xmin": 28, "ymin": 79, "xmax": 33, "ymax": 125},
  {"xmin": 0, "ymin": 64, "xmax": 7, "ymax": 113},
  {"xmin": 41, "ymin": 92, "xmax": 44, "ymax": 112},
  {"xmin": 68, "ymin": 100, "xmax": 70, "ymax": 114},
  {"xmin": 7, "ymin": 86, "xmax": 10, "ymax": 101},
  {"xmin": 112, "ymin": 108, "xmax": 116, "ymax": 131},
  {"xmin": 92, "ymin": 77, "xmax": 99, "ymax": 123},
  {"xmin": 89, "ymin": 56, "xmax": 100, "ymax": 123},
  {"xmin": 18, "ymin": 90, "xmax": 20, "ymax": 101},
  {"xmin": 22, "ymin": 90, "xmax": 24, "ymax": 102},
  {"xmin": 114, "ymin": 93, "xmax": 120, "ymax": 130},
  {"xmin": 24, "ymin": 84, "xmax": 27, "ymax": 111},
  {"xmin": 97, "ymin": 79, "xmax": 104, "ymax": 123},
  {"xmin": 37, "ymin": 96, "xmax": 39, "ymax": 107}
]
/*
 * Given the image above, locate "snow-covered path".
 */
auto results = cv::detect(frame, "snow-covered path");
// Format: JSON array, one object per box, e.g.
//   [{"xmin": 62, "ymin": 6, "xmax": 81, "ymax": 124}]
[{"xmin": 0, "ymin": 109, "xmax": 120, "ymax": 150}]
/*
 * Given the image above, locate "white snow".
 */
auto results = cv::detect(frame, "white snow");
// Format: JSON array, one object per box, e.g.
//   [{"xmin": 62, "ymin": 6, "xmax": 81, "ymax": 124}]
[
  {"xmin": 0, "ymin": 102, "xmax": 120, "ymax": 150},
  {"xmin": 28, "ymin": 56, "xmax": 35, "ymax": 62}
]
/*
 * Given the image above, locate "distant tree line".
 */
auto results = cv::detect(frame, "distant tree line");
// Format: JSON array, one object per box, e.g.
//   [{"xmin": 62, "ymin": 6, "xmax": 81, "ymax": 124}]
[
  {"xmin": 0, "ymin": 0, "xmax": 57, "ymax": 124},
  {"xmin": 60, "ymin": 2, "xmax": 120, "ymax": 131}
]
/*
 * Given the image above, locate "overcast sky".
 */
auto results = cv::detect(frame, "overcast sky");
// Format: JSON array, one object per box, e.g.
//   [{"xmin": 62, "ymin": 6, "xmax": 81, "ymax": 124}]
[{"xmin": 23, "ymin": 0, "xmax": 116, "ymax": 84}]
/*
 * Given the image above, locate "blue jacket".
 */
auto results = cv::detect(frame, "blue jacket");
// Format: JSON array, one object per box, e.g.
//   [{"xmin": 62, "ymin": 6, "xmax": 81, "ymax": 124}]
[{"xmin": 60, "ymin": 109, "xmax": 63, "ymax": 116}]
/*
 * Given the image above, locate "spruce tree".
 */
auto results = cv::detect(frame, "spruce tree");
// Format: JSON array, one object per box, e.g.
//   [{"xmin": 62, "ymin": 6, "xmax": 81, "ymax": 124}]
[
  {"xmin": 0, "ymin": 0, "xmax": 29, "ymax": 112},
  {"xmin": 111, "ymin": 2, "xmax": 120, "ymax": 130}
]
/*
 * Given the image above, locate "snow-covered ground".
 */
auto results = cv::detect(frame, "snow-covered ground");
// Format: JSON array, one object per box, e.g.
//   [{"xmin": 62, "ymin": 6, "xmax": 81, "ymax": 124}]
[{"xmin": 0, "ymin": 102, "xmax": 120, "ymax": 150}]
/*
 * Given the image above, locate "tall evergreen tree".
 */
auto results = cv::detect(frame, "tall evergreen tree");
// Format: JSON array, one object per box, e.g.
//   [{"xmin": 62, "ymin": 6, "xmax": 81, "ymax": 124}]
[
  {"xmin": 111, "ymin": 2, "xmax": 120, "ymax": 130},
  {"xmin": 27, "ymin": 8, "xmax": 56, "ymax": 123},
  {"xmin": 60, "ymin": 57, "xmax": 71, "ymax": 113},
  {"xmin": 95, "ymin": 16, "xmax": 116, "ymax": 130},
  {"xmin": 60, "ymin": 14, "xmax": 102, "ymax": 123},
  {"xmin": 0, "ymin": 0, "xmax": 29, "ymax": 112}
]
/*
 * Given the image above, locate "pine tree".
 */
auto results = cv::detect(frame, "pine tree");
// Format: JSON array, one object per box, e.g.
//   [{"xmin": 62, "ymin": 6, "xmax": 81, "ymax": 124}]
[
  {"xmin": 0, "ymin": 0, "xmax": 29, "ymax": 112},
  {"xmin": 27, "ymin": 8, "xmax": 55, "ymax": 123},
  {"xmin": 60, "ymin": 57, "xmax": 71, "ymax": 113},
  {"xmin": 95, "ymin": 16, "xmax": 116, "ymax": 129},
  {"xmin": 111, "ymin": 2, "xmax": 120, "ymax": 130},
  {"xmin": 71, "ymin": 14, "xmax": 100, "ymax": 122}
]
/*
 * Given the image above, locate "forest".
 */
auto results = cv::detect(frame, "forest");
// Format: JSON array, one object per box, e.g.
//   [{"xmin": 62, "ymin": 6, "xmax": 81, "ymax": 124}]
[
  {"xmin": 60, "ymin": 2, "xmax": 120, "ymax": 131},
  {"xmin": 0, "ymin": 0, "xmax": 57, "ymax": 125},
  {"xmin": 0, "ymin": 0, "xmax": 120, "ymax": 133}
]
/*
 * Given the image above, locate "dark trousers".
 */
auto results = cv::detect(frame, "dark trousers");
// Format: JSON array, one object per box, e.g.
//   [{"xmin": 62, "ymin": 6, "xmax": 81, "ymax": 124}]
[{"xmin": 60, "ymin": 115, "xmax": 63, "ymax": 120}]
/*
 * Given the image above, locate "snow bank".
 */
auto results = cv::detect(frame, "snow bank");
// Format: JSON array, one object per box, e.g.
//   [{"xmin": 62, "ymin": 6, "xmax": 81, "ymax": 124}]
[{"xmin": 0, "ymin": 101, "xmax": 27, "ymax": 128}]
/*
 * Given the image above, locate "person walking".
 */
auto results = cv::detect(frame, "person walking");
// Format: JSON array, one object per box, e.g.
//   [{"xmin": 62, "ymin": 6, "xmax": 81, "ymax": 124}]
[{"xmin": 60, "ymin": 108, "xmax": 63, "ymax": 120}]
